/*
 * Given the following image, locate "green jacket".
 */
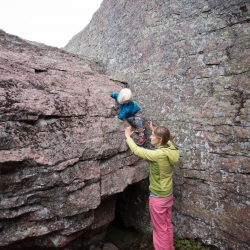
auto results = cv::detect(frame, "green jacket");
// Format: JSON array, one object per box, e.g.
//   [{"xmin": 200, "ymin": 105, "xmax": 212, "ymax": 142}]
[{"xmin": 126, "ymin": 138, "xmax": 180, "ymax": 197}]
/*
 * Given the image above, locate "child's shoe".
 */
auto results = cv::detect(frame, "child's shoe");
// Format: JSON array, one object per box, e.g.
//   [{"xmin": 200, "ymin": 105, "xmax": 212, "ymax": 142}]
[{"xmin": 137, "ymin": 134, "xmax": 146, "ymax": 145}]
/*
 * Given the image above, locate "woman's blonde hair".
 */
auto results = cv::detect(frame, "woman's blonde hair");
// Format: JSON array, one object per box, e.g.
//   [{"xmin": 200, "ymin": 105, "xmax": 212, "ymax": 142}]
[{"xmin": 118, "ymin": 88, "xmax": 132, "ymax": 103}]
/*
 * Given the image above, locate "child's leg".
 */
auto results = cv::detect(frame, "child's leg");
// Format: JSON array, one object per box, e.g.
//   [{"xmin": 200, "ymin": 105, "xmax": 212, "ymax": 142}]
[
  {"xmin": 134, "ymin": 114, "xmax": 145, "ymax": 133},
  {"xmin": 134, "ymin": 114, "xmax": 146, "ymax": 145},
  {"xmin": 127, "ymin": 116, "xmax": 136, "ymax": 127},
  {"xmin": 128, "ymin": 114, "xmax": 146, "ymax": 145},
  {"xmin": 134, "ymin": 116, "xmax": 144, "ymax": 132}
]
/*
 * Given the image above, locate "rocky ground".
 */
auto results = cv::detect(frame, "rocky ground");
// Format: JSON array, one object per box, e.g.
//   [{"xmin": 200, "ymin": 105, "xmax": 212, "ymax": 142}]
[{"xmin": 103, "ymin": 218, "xmax": 219, "ymax": 250}]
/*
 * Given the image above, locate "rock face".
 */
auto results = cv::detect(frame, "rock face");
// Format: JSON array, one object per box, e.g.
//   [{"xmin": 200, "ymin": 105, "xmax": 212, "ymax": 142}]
[
  {"xmin": 65, "ymin": 1, "xmax": 250, "ymax": 249},
  {"xmin": 0, "ymin": 29, "xmax": 149, "ymax": 249}
]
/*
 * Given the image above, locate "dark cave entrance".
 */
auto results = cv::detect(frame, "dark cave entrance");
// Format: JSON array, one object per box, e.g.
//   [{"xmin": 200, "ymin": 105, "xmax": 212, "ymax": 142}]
[{"xmin": 104, "ymin": 179, "xmax": 153, "ymax": 250}]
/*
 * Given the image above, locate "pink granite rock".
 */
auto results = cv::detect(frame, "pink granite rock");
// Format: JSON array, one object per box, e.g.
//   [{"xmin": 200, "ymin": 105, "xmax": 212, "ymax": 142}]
[{"xmin": 0, "ymin": 29, "xmax": 149, "ymax": 249}]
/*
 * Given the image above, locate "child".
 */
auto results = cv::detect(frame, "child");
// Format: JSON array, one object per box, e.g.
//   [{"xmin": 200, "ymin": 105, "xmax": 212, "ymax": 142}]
[{"xmin": 110, "ymin": 88, "xmax": 146, "ymax": 145}]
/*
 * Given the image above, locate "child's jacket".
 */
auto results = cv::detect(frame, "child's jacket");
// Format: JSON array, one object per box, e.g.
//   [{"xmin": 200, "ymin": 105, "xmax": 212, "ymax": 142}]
[
  {"xmin": 110, "ymin": 93, "xmax": 141, "ymax": 119},
  {"xmin": 126, "ymin": 138, "xmax": 180, "ymax": 197}
]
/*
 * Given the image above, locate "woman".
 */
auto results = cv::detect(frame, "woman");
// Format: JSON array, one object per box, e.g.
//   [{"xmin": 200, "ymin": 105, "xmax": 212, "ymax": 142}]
[{"xmin": 124, "ymin": 121, "xmax": 180, "ymax": 250}]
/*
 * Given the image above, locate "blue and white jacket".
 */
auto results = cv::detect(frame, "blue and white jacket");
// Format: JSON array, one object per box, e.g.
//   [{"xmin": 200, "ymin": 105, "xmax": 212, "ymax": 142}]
[{"xmin": 110, "ymin": 93, "xmax": 141, "ymax": 120}]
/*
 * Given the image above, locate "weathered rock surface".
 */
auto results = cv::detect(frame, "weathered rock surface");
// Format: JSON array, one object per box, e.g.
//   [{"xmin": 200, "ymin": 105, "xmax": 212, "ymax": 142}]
[
  {"xmin": 0, "ymin": 29, "xmax": 149, "ymax": 249},
  {"xmin": 65, "ymin": 1, "xmax": 250, "ymax": 249}
]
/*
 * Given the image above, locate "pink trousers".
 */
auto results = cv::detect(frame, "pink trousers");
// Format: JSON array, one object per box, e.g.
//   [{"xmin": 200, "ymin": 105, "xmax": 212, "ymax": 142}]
[{"xmin": 149, "ymin": 194, "xmax": 174, "ymax": 250}]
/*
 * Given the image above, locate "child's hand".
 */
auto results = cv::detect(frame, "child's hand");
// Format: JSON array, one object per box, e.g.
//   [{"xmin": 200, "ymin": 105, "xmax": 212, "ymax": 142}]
[
  {"xmin": 125, "ymin": 126, "xmax": 134, "ymax": 138},
  {"xmin": 148, "ymin": 120, "xmax": 154, "ymax": 131}
]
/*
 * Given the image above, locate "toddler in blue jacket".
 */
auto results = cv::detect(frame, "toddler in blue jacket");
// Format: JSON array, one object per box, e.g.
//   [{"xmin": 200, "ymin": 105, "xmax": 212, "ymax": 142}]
[{"xmin": 110, "ymin": 88, "xmax": 146, "ymax": 145}]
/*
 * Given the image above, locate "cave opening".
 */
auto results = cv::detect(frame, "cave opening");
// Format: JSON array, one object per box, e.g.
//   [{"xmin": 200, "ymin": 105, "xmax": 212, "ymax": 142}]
[{"xmin": 104, "ymin": 179, "xmax": 153, "ymax": 250}]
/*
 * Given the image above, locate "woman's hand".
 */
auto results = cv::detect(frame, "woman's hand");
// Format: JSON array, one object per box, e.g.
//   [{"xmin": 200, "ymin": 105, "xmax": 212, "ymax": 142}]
[
  {"xmin": 125, "ymin": 126, "xmax": 134, "ymax": 139},
  {"xmin": 148, "ymin": 120, "xmax": 154, "ymax": 131}
]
